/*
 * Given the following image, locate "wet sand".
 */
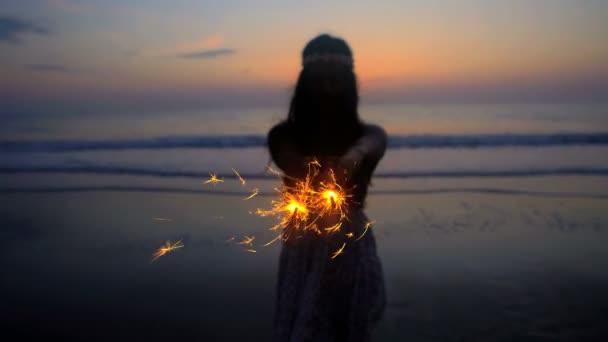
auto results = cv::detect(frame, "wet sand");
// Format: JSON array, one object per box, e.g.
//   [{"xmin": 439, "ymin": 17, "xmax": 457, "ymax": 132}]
[{"xmin": 1, "ymin": 183, "xmax": 607, "ymax": 341}]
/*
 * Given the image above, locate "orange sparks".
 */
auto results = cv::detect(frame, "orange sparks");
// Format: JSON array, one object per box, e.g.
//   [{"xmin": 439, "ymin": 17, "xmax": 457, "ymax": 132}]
[
  {"xmin": 309, "ymin": 159, "xmax": 322, "ymax": 168},
  {"xmin": 245, "ymin": 249, "xmax": 257, "ymax": 253},
  {"xmin": 317, "ymin": 169, "xmax": 350, "ymax": 220},
  {"xmin": 322, "ymin": 190, "xmax": 340, "ymax": 205},
  {"xmin": 203, "ymin": 173, "xmax": 224, "ymax": 185},
  {"xmin": 237, "ymin": 236, "xmax": 255, "ymax": 246},
  {"xmin": 324, "ymin": 222, "xmax": 342, "ymax": 233},
  {"xmin": 232, "ymin": 168, "xmax": 246, "ymax": 185},
  {"xmin": 331, "ymin": 242, "xmax": 347, "ymax": 259},
  {"xmin": 243, "ymin": 187, "xmax": 259, "ymax": 200},
  {"xmin": 151, "ymin": 239, "xmax": 184, "ymax": 262},
  {"xmin": 345, "ymin": 232, "xmax": 354, "ymax": 238},
  {"xmin": 266, "ymin": 165, "xmax": 283, "ymax": 177},
  {"xmin": 355, "ymin": 221, "xmax": 375, "ymax": 241},
  {"xmin": 263, "ymin": 234, "xmax": 283, "ymax": 247},
  {"xmin": 255, "ymin": 159, "xmax": 353, "ymax": 244},
  {"xmin": 287, "ymin": 199, "xmax": 308, "ymax": 214}
]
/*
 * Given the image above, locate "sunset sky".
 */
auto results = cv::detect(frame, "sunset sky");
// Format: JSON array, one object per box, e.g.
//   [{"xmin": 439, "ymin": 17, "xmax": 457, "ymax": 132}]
[{"xmin": 2, "ymin": 0, "xmax": 607, "ymax": 114}]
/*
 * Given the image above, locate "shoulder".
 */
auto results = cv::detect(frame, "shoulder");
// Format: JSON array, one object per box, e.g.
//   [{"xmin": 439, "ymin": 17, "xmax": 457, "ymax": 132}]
[
  {"xmin": 362, "ymin": 123, "xmax": 388, "ymax": 143},
  {"xmin": 363, "ymin": 123, "xmax": 387, "ymax": 136},
  {"xmin": 267, "ymin": 121, "xmax": 290, "ymax": 146}
]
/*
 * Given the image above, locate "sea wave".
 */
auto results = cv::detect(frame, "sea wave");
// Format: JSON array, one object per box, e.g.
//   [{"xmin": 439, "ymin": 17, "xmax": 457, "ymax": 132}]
[
  {"xmin": 1, "ymin": 164, "xmax": 608, "ymax": 179},
  {"xmin": 1, "ymin": 185, "xmax": 606, "ymax": 199},
  {"xmin": 2, "ymin": 132, "xmax": 608, "ymax": 152}
]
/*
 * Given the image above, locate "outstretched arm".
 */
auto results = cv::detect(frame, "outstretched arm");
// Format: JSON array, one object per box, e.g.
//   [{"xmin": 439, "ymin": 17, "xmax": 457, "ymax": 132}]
[
  {"xmin": 267, "ymin": 122, "xmax": 312, "ymax": 178},
  {"xmin": 340, "ymin": 124, "xmax": 388, "ymax": 175}
]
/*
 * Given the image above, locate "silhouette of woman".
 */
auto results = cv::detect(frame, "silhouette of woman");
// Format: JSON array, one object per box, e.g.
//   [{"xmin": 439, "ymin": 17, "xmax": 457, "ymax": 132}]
[{"xmin": 267, "ymin": 34, "xmax": 387, "ymax": 342}]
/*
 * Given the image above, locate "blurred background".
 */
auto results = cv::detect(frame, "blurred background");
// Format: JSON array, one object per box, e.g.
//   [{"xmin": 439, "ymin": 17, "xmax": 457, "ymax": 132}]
[{"xmin": 1, "ymin": 1, "xmax": 607, "ymax": 340}]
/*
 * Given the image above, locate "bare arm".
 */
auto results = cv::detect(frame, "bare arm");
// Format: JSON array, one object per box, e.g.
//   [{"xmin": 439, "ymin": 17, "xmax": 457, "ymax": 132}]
[
  {"xmin": 268, "ymin": 122, "xmax": 387, "ymax": 181},
  {"xmin": 340, "ymin": 124, "xmax": 388, "ymax": 173},
  {"xmin": 267, "ymin": 122, "xmax": 312, "ymax": 177}
]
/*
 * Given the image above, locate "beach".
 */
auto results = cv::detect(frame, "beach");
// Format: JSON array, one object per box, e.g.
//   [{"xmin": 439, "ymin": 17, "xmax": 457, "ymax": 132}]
[{"xmin": 2, "ymin": 174, "xmax": 607, "ymax": 340}]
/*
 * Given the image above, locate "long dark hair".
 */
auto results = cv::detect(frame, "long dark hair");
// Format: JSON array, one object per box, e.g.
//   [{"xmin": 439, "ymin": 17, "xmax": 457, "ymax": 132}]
[{"xmin": 286, "ymin": 34, "xmax": 363, "ymax": 156}]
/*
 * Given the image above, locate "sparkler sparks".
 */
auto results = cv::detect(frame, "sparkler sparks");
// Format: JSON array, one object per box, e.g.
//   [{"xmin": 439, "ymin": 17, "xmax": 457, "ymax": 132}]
[
  {"xmin": 324, "ymin": 222, "xmax": 342, "ymax": 233},
  {"xmin": 355, "ymin": 221, "xmax": 375, "ymax": 241},
  {"xmin": 331, "ymin": 242, "xmax": 347, "ymax": 259},
  {"xmin": 309, "ymin": 159, "xmax": 322, "ymax": 168},
  {"xmin": 146, "ymin": 157, "xmax": 380, "ymax": 263},
  {"xmin": 203, "ymin": 173, "xmax": 224, "ymax": 185},
  {"xmin": 266, "ymin": 165, "xmax": 292, "ymax": 179},
  {"xmin": 263, "ymin": 233, "xmax": 284, "ymax": 247},
  {"xmin": 193, "ymin": 159, "xmax": 376, "ymax": 260},
  {"xmin": 237, "ymin": 236, "xmax": 255, "ymax": 246},
  {"xmin": 255, "ymin": 159, "xmax": 355, "ymax": 258},
  {"xmin": 243, "ymin": 187, "xmax": 259, "ymax": 200},
  {"xmin": 232, "ymin": 168, "xmax": 246, "ymax": 185},
  {"xmin": 151, "ymin": 239, "xmax": 184, "ymax": 262}
]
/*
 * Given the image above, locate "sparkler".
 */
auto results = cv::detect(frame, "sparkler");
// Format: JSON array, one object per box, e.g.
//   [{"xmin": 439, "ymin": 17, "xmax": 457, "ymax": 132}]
[
  {"xmin": 188, "ymin": 160, "xmax": 375, "ymax": 260},
  {"xmin": 255, "ymin": 159, "xmax": 356, "ymax": 258},
  {"xmin": 151, "ymin": 239, "xmax": 184, "ymax": 262}
]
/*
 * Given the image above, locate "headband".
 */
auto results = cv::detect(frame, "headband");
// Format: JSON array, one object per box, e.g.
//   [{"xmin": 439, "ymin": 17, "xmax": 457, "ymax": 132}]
[{"xmin": 302, "ymin": 53, "xmax": 353, "ymax": 67}]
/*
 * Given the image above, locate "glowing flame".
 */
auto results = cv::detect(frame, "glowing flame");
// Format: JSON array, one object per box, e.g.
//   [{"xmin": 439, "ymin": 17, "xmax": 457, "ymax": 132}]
[
  {"xmin": 287, "ymin": 199, "xmax": 307, "ymax": 214},
  {"xmin": 151, "ymin": 239, "xmax": 184, "ymax": 262},
  {"xmin": 322, "ymin": 190, "xmax": 339, "ymax": 204}
]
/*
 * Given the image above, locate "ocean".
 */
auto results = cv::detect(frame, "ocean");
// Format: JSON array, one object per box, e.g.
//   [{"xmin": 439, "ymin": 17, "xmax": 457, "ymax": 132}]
[{"xmin": 2, "ymin": 102, "xmax": 608, "ymax": 194}]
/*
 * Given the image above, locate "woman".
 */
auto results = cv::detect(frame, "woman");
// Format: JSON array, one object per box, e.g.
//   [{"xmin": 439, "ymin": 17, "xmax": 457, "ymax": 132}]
[{"xmin": 267, "ymin": 34, "xmax": 387, "ymax": 342}]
